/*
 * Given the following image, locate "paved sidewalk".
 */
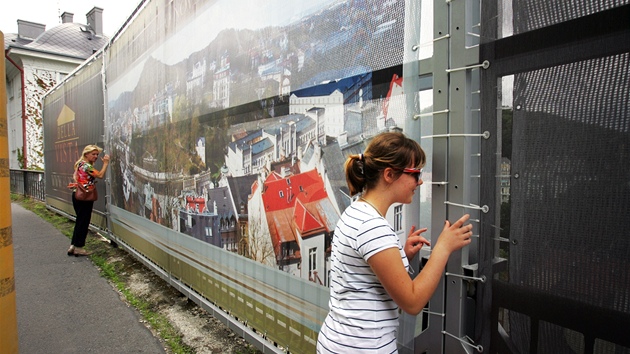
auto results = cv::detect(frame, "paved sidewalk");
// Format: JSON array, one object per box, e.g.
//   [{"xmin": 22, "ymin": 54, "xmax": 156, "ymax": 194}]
[{"xmin": 11, "ymin": 202, "xmax": 166, "ymax": 354}]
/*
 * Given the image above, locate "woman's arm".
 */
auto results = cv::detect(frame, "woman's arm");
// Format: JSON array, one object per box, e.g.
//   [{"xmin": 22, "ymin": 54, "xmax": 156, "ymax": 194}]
[
  {"xmin": 368, "ymin": 214, "xmax": 473, "ymax": 315},
  {"xmin": 88, "ymin": 154, "xmax": 110, "ymax": 179}
]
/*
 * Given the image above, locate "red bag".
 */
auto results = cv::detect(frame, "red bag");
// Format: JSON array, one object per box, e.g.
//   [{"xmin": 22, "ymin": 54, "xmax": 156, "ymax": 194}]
[{"xmin": 75, "ymin": 183, "xmax": 98, "ymax": 201}]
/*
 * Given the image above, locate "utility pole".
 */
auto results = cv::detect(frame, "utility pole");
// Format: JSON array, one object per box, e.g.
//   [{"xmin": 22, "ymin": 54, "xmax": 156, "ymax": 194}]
[{"xmin": 0, "ymin": 31, "xmax": 20, "ymax": 354}]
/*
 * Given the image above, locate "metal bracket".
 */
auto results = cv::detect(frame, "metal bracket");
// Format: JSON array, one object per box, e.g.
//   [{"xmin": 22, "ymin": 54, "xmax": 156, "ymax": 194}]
[
  {"xmin": 445, "ymin": 201, "xmax": 490, "ymax": 213},
  {"xmin": 446, "ymin": 60, "xmax": 490, "ymax": 73},
  {"xmin": 422, "ymin": 309, "xmax": 445, "ymax": 317},
  {"xmin": 445, "ymin": 272, "xmax": 486, "ymax": 283},
  {"xmin": 442, "ymin": 331, "xmax": 484, "ymax": 353},
  {"xmin": 433, "ymin": 34, "xmax": 451, "ymax": 42},
  {"xmin": 413, "ymin": 109, "xmax": 449, "ymax": 120},
  {"xmin": 421, "ymin": 131, "xmax": 491, "ymax": 139},
  {"xmin": 412, "ymin": 34, "xmax": 451, "ymax": 51}
]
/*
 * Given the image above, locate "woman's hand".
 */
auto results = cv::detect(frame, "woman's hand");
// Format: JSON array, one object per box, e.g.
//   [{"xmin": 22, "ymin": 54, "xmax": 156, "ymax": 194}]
[
  {"xmin": 404, "ymin": 226, "xmax": 430, "ymax": 260},
  {"xmin": 89, "ymin": 154, "xmax": 110, "ymax": 179},
  {"xmin": 434, "ymin": 214, "xmax": 473, "ymax": 254},
  {"xmin": 370, "ymin": 214, "xmax": 473, "ymax": 315}
]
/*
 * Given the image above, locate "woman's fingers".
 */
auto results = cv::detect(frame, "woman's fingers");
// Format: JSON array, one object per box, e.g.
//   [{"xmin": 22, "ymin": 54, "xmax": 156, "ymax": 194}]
[
  {"xmin": 453, "ymin": 214, "xmax": 470, "ymax": 228},
  {"xmin": 437, "ymin": 215, "xmax": 473, "ymax": 251}
]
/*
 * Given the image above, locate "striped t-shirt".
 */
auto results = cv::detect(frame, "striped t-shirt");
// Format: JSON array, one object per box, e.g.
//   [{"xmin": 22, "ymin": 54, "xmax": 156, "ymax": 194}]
[{"xmin": 317, "ymin": 201, "xmax": 409, "ymax": 353}]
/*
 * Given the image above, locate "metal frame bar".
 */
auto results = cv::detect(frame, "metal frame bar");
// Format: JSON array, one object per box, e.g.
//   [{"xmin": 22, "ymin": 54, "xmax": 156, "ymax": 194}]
[{"xmin": 493, "ymin": 281, "xmax": 630, "ymax": 350}]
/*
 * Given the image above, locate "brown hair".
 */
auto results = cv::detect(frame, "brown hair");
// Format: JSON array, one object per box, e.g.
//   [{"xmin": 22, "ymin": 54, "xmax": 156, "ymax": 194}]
[{"xmin": 344, "ymin": 132, "xmax": 425, "ymax": 196}]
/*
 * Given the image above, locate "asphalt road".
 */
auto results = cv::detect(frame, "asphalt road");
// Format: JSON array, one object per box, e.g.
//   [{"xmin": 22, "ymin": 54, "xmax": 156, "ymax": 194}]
[{"xmin": 11, "ymin": 202, "xmax": 166, "ymax": 354}]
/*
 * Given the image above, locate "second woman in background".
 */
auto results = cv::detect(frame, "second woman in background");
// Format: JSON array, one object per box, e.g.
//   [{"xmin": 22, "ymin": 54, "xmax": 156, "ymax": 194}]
[{"xmin": 67, "ymin": 144, "xmax": 109, "ymax": 256}]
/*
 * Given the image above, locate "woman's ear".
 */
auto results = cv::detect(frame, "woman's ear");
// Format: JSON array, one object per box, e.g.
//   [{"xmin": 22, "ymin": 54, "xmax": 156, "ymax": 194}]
[{"xmin": 382, "ymin": 167, "xmax": 397, "ymax": 184}]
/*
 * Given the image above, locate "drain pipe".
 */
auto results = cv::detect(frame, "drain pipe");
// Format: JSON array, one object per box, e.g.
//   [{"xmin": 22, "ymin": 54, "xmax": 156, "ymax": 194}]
[{"xmin": 4, "ymin": 50, "xmax": 27, "ymax": 168}]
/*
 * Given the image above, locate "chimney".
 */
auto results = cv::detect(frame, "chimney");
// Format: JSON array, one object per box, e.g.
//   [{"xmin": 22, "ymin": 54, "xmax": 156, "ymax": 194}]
[
  {"xmin": 86, "ymin": 7, "xmax": 104, "ymax": 36},
  {"xmin": 61, "ymin": 12, "xmax": 74, "ymax": 24},
  {"xmin": 17, "ymin": 20, "xmax": 46, "ymax": 39}
]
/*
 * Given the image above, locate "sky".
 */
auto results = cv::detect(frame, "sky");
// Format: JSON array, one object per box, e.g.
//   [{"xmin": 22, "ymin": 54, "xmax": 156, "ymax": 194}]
[
  {"xmin": 109, "ymin": 0, "xmax": 336, "ymax": 100},
  {"xmin": 0, "ymin": 0, "xmax": 142, "ymax": 38}
]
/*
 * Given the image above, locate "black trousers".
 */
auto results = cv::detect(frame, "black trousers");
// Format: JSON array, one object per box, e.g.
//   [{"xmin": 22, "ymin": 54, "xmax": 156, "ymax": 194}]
[{"xmin": 71, "ymin": 192, "xmax": 94, "ymax": 248}]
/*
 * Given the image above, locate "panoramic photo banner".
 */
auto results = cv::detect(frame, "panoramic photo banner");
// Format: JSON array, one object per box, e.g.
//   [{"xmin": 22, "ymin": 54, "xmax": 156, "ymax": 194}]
[{"xmin": 105, "ymin": 0, "xmax": 410, "ymax": 286}]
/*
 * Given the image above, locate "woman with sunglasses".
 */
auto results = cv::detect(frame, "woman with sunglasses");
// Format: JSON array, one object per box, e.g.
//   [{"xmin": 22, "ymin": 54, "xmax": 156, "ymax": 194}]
[{"xmin": 316, "ymin": 131, "xmax": 472, "ymax": 353}]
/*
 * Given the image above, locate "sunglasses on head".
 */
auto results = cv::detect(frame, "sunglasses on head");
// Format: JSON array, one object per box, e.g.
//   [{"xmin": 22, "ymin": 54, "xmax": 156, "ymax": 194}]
[{"xmin": 402, "ymin": 167, "xmax": 423, "ymax": 182}]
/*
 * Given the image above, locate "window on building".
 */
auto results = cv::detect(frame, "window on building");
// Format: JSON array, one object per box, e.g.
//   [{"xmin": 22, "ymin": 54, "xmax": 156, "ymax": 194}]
[
  {"xmin": 309, "ymin": 247, "xmax": 317, "ymax": 272},
  {"xmin": 394, "ymin": 205, "xmax": 403, "ymax": 232}
]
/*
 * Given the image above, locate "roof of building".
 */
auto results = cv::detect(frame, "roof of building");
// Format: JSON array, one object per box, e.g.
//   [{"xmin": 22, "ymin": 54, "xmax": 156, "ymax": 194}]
[
  {"xmin": 227, "ymin": 129, "xmax": 262, "ymax": 154},
  {"xmin": 321, "ymin": 141, "xmax": 353, "ymax": 212},
  {"xmin": 261, "ymin": 169, "xmax": 339, "ymax": 254},
  {"xmin": 5, "ymin": 23, "xmax": 108, "ymax": 59},
  {"xmin": 295, "ymin": 67, "xmax": 371, "ymax": 93},
  {"xmin": 293, "ymin": 198, "xmax": 325, "ymax": 236},
  {"xmin": 206, "ymin": 187, "xmax": 237, "ymax": 219},
  {"xmin": 292, "ymin": 74, "xmax": 363, "ymax": 98},
  {"xmin": 262, "ymin": 169, "xmax": 328, "ymax": 212},
  {"xmin": 226, "ymin": 174, "xmax": 259, "ymax": 215},
  {"xmin": 251, "ymin": 137, "xmax": 274, "ymax": 155},
  {"xmin": 3, "ymin": 33, "xmax": 31, "ymax": 49}
]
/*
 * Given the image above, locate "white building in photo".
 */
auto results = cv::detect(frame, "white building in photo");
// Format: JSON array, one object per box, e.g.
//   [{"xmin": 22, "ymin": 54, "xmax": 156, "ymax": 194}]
[{"xmin": 288, "ymin": 72, "xmax": 372, "ymax": 139}]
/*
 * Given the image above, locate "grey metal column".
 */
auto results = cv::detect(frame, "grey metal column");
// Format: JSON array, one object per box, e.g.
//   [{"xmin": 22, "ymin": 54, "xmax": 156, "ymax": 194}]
[
  {"xmin": 412, "ymin": 0, "xmax": 485, "ymax": 353},
  {"xmin": 412, "ymin": 0, "xmax": 451, "ymax": 352},
  {"xmin": 443, "ymin": 0, "xmax": 483, "ymax": 353}
]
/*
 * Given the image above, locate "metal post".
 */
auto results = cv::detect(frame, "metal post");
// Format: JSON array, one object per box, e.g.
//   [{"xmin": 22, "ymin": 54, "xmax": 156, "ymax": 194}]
[
  {"xmin": 444, "ymin": 1, "xmax": 483, "ymax": 352},
  {"xmin": 0, "ymin": 30, "xmax": 20, "ymax": 354}
]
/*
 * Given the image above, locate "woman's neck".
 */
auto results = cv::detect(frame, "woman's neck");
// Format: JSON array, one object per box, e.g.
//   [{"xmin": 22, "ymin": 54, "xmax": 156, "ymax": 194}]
[{"xmin": 360, "ymin": 191, "xmax": 390, "ymax": 218}]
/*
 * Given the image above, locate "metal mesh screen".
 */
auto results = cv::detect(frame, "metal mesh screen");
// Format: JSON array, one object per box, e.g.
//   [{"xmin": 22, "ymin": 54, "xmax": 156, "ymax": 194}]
[
  {"xmin": 481, "ymin": 2, "xmax": 630, "ymax": 352},
  {"xmin": 507, "ymin": 52, "xmax": 630, "ymax": 351},
  {"xmin": 513, "ymin": 0, "xmax": 629, "ymax": 34}
]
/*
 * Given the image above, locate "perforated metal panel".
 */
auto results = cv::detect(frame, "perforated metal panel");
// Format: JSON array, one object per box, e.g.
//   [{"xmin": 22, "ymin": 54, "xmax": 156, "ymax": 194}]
[{"xmin": 479, "ymin": 2, "xmax": 630, "ymax": 353}]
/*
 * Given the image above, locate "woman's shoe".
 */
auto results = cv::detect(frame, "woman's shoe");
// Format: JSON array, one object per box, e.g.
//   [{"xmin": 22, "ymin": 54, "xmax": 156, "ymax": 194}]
[
  {"xmin": 67, "ymin": 245, "xmax": 75, "ymax": 256},
  {"xmin": 73, "ymin": 248, "xmax": 91, "ymax": 257}
]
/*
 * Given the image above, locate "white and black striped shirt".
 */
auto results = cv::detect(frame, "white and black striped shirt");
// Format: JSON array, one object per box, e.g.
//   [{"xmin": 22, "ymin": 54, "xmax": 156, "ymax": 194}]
[{"xmin": 317, "ymin": 201, "xmax": 409, "ymax": 353}]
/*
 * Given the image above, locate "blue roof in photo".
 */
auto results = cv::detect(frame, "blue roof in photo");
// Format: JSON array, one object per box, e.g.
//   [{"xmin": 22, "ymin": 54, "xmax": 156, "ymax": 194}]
[
  {"xmin": 293, "ymin": 74, "xmax": 369, "ymax": 98},
  {"xmin": 296, "ymin": 67, "xmax": 371, "ymax": 92},
  {"xmin": 228, "ymin": 130, "xmax": 262, "ymax": 153},
  {"xmin": 252, "ymin": 137, "xmax": 274, "ymax": 155}
]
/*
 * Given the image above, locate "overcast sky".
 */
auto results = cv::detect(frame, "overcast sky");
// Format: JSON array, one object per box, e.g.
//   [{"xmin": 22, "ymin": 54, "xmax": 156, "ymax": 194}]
[{"xmin": 0, "ymin": 0, "xmax": 142, "ymax": 38}]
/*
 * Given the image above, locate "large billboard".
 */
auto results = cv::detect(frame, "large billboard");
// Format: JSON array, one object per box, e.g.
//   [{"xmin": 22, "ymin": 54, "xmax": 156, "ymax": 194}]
[
  {"xmin": 105, "ymin": 0, "xmax": 410, "ymax": 284},
  {"xmin": 100, "ymin": 0, "xmax": 413, "ymax": 352},
  {"xmin": 43, "ymin": 55, "xmax": 107, "ymax": 225}
]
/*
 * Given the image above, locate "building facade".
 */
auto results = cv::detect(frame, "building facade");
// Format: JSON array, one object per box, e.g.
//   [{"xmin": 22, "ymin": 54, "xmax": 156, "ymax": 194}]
[{"xmin": 4, "ymin": 8, "xmax": 108, "ymax": 169}]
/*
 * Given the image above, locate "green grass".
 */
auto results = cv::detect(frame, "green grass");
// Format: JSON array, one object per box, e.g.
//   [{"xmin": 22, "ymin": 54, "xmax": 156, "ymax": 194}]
[{"xmin": 11, "ymin": 194, "xmax": 194, "ymax": 354}]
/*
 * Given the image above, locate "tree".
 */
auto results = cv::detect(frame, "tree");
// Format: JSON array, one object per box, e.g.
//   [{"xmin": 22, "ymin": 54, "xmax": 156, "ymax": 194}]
[
  {"xmin": 172, "ymin": 95, "xmax": 189, "ymax": 122},
  {"xmin": 247, "ymin": 214, "xmax": 276, "ymax": 266}
]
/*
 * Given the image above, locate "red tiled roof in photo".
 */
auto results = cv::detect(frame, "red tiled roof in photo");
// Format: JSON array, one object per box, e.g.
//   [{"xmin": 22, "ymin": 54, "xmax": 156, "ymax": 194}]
[{"xmin": 261, "ymin": 168, "xmax": 334, "ymax": 257}]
